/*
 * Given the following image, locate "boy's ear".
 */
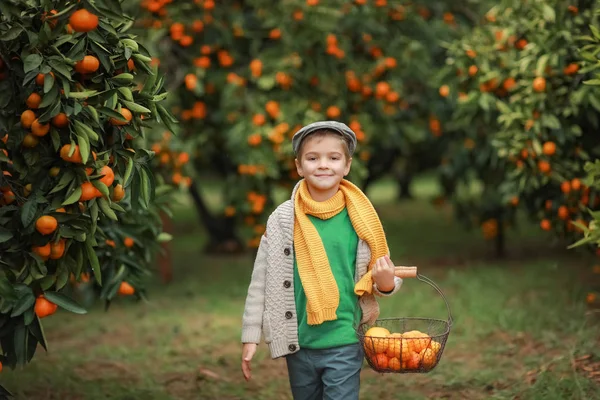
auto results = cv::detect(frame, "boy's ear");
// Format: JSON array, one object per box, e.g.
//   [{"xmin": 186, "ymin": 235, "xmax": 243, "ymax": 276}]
[
  {"xmin": 344, "ymin": 157, "xmax": 353, "ymax": 176},
  {"xmin": 295, "ymin": 158, "xmax": 303, "ymax": 177}
]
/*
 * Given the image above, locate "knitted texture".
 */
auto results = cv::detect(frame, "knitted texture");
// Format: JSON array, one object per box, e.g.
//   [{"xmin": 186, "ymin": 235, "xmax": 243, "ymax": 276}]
[{"xmin": 294, "ymin": 179, "xmax": 390, "ymax": 325}]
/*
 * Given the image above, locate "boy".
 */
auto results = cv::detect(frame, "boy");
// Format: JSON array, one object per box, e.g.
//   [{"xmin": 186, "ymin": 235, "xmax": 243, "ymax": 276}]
[{"xmin": 241, "ymin": 121, "xmax": 402, "ymax": 400}]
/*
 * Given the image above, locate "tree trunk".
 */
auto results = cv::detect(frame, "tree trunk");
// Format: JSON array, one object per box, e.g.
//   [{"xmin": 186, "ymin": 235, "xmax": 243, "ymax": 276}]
[
  {"xmin": 495, "ymin": 215, "xmax": 506, "ymax": 259},
  {"xmin": 188, "ymin": 181, "xmax": 245, "ymax": 254},
  {"xmin": 396, "ymin": 169, "xmax": 414, "ymax": 200}
]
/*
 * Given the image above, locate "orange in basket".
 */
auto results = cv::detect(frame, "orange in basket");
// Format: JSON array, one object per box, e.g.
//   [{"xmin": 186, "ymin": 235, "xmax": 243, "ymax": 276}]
[{"xmin": 357, "ymin": 266, "xmax": 453, "ymax": 374}]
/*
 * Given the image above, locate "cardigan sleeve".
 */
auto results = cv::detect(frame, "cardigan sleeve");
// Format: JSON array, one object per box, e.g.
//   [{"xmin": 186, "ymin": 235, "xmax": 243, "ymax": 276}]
[
  {"xmin": 241, "ymin": 234, "xmax": 269, "ymax": 344},
  {"xmin": 373, "ymin": 276, "xmax": 403, "ymax": 297}
]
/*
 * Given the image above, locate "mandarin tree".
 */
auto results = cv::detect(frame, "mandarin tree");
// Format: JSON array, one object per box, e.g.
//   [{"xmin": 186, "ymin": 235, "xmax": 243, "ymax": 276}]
[
  {"xmin": 569, "ymin": 14, "xmax": 600, "ymax": 306},
  {"xmin": 0, "ymin": 0, "xmax": 175, "ymax": 385},
  {"xmin": 136, "ymin": 0, "xmax": 485, "ymax": 251},
  {"xmin": 435, "ymin": 0, "xmax": 600, "ymax": 256}
]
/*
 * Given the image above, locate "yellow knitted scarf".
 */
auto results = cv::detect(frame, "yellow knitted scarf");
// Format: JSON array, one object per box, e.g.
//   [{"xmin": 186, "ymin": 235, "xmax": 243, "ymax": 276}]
[{"xmin": 294, "ymin": 179, "xmax": 389, "ymax": 325}]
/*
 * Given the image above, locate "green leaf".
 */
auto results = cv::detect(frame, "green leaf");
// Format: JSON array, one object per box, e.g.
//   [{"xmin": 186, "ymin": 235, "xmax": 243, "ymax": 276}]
[
  {"xmin": 117, "ymin": 87, "xmax": 134, "ymax": 101},
  {"xmin": 62, "ymin": 187, "xmax": 82, "ymax": 206},
  {"xmin": 38, "ymin": 84, "xmax": 58, "ymax": 109},
  {"xmin": 21, "ymin": 199, "xmax": 37, "ymax": 228},
  {"xmin": 133, "ymin": 53, "xmax": 152, "ymax": 63},
  {"xmin": 50, "ymin": 170, "xmax": 75, "ymax": 194},
  {"xmin": 74, "ymin": 120, "xmax": 99, "ymax": 141},
  {"xmin": 85, "ymin": 239, "xmax": 101, "ymax": 285},
  {"xmin": 542, "ymin": 4, "xmax": 555, "ymax": 22},
  {"xmin": 541, "ymin": 114, "xmax": 561, "ymax": 129},
  {"xmin": 157, "ymin": 232, "xmax": 172, "ymax": 242},
  {"xmin": 76, "ymin": 132, "xmax": 90, "ymax": 164},
  {"xmin": 14, "ymin": 324, "xmax": 28, "ymax": 367},
  {"xmin": 120, "ymin": 38, "xmax": 139, "ymax": 51},
  {"xmin": 43, "ymin": 292, "xmax": 87, "ymax": 314},
  {"xmin": 43, "ymin": 72, "xmax": 55, "ymax": 94},
  {"xmin": 10, "ymin": 291, "xmax": 35, "ymax": 318},
  {"xmin": 0, "ymin": 26, "xmax": 24, "ymax": 41},
  {"xmin": 139, "ymin": 168, "xmax": 152, "ymax": 209},
  {"xmin": 86, "ymin": 105, "xmax": 99, "ymax": 125},
  {"xmin": 112, "ymin": 73, "xmax": 134, "ymax": 83},
  {"xmin": 39, "ymin": 275, "xmax": 56, "ymax": 291},
  {"xmin": 29, "ymin": 316, "xmax": 48, "ymax": 351},
  {"xmin": 92, "ymin": 180, "xmax": 110, "ymax": 199},
  {"xmin": 0, "ymin": 227, "xmax": 14, "ymax": 243},
  {"xmin": 123, "ymin": 156, "xmax": 134, "ymax": 186},
  {"xmin": 535, "ymin": 54, "xmax": 549, "ymax": 77},
  {"xmin": 141, "ymin": 66, "xmax": 158, "ymax": 95},
  {"xmin": 98, "ymin": 197, "xmax": 118, "ymax": 221},
  {"xmin": 67, "ymin": 90, "xmax": 98, "ymax": 99},
  {"xmin": 48, "ymin": 59, "xmax": 73, "ymax": 81},
  {"xmin": 257, "ymin": 76, "xmax": 275, "ymax": 90},
  {"xmin": 583, "ymin": 79, "xmax": 600, "ymax": 86},
  {"xmin": 37, "ymin": 98, "xmax": 61, "ymax": 124},
  {"xmin": 55, "ymin": 264, "xmax": 69, "ymax": 291},
  {"xmin": 97, "ymin": 106, "xmax": 127, "ymax": 121},
  {"xmin": 157, "ymin": 104, "xmax": 178, "ymax": 133},
  {"xmin": 153, "ymin": 92, "xmax": 168, "ymax": 102},
  {"xmin": 121, "ymin": 100, "xmax": 150, "ymax": 114},
  {"xmin": 89, "ymin": 41, "xmax": 113, "ymax": 72},
  {"xmin": 66, "ymin": 37, "xmax": 87, "ymax": 61}
]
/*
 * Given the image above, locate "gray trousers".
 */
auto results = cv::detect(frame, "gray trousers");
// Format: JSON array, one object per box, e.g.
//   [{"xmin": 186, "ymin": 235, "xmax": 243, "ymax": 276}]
[{"xmin": 285, "ymin": 343, "xmax": 364, "ymax": 400}]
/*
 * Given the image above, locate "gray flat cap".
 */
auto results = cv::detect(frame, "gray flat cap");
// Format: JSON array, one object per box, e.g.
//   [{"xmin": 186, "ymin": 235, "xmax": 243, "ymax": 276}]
[{"xmin": 292, "ymin": 121, "xmax": 357, "ymax": 156}]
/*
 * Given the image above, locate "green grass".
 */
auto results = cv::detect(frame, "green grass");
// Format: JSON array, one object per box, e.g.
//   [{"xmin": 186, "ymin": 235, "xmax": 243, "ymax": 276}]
[{"xmin": 3, "ymin": 175, "xmax": 600, "ymax": 400}]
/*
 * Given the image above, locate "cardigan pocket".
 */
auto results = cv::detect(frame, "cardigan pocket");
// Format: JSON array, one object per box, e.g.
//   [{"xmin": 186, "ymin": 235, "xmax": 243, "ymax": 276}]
[{"xmin": 262, "ymin": 311, "xmax": 273, "ymax": 343}]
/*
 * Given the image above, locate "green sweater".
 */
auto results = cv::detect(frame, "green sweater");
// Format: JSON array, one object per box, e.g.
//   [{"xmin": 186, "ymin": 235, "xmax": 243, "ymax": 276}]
[{"xmin": 293, "ymin": 207, "xmax": 361, "ymax": 349}]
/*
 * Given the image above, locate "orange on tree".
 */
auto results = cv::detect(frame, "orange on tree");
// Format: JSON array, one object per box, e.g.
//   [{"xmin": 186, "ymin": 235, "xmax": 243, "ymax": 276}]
[
  {"xmin": 118, "ymin": 281, "xmax": 135, "ymax": 295},
  {"xmin": 112, "ymin": 184, "xmax": 125, "ymax": 201},
  {"xmin": 26, "ymin": 92, "xmax": 42, "ymax": 109},
  {"xmin": 109, "ymin": 108, "xmax": 132, "ymax": 125},
  {"xmin": 32, "ymin": 243, "xmax": 51, "ymax": 258},
  {"xmin": 34, "ymin": 296, "xmax": 58, "ymax": 318},
  {"xmin": 20, "ymin": 110, "xmax": 35, "ymax": 128},
  {"xmin": 60, "ymin": 144, "xmax": 83, "ymax": 163},
  {"xmin": 542, "ymin": 141, "xmax": 556, "ymax": 156},
  {"xmin": 532, "ymin": 76, "xmax": 546, "ymax": 92},
  {"xmin": 69, "ymin": 9, "xmax": 99, "ymax": 32},
  {"xmin": 49, "ymin": 166, "xmax": 60, "ymax": 177},
  {"xmin": 439, "ymin": 84, "xmax": 450, "ymax": 97},
  {"xmin": 99, "ymin": 165, "xmax": 115, "ymax": 186},
  {"xmin": 49, "ymin": 239, "xmax": 66, "ymax": 259},
  {"xmin": 22, "ymin": 133, "xmax": 40, "ymax": 148},
  {"xmin": 35, "ymin": 215, "xmax": 58, "ymax": 235},
  {"xmin": 79, "ymin": 182, "xmax": 101, "ymax": 201},
  {"xmin": 31, "ymin": 119, "xmax": 50, "ymax": 137},
  {"xmin": 74, "ymin": 55, "xmax": 100, "ymax": 74},
  {"xmin": 52, "ymin": 113, "xmax": 69, "ymax": 128}
]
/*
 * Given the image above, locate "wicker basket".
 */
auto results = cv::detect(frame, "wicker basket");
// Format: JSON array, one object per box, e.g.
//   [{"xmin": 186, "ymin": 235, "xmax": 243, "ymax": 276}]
[{"xmin": 356, "ymin": 267, "xmax": 453, "ymax": 373}]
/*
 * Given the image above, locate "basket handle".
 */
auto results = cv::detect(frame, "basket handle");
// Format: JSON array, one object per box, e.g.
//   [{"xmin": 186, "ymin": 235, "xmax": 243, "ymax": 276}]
[
  {"xmin": 394, "ymin": 266, "xmax": 417, "ymax": 278},
  {"xmin": 394, "ymin": 266, "xmax": 453, "ymax": 327}
]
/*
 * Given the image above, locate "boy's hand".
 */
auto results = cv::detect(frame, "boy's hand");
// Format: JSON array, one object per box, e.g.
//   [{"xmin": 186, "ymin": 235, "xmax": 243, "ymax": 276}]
[
  {"xmin": 241, "ymin": 343, "xmax": 258, "ymax": 381},
  {"xmin": 372, "ymin": 255, "xmax": 395, "ymax": 292}
]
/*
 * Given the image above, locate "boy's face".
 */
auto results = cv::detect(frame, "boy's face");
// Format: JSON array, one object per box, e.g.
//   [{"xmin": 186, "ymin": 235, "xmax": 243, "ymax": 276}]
[{"xmin": 295, "ymin": 134, "xmax": 352, "ymax": 199}]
